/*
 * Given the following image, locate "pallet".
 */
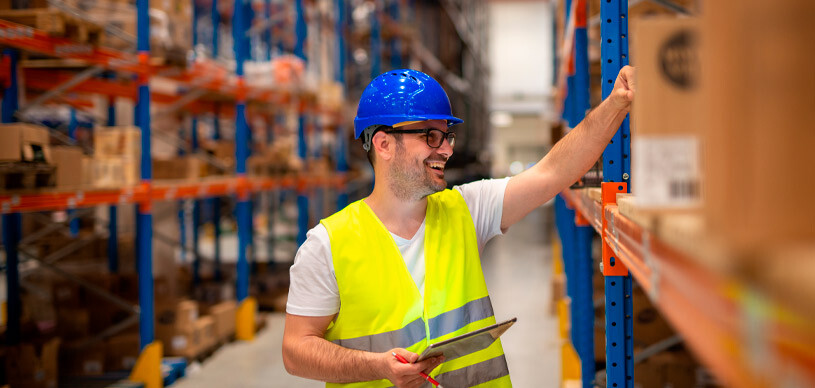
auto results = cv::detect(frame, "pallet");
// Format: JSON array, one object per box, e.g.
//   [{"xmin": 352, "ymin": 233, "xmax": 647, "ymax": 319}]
[
  {"xmin": 0, "ymin": 161, "xmax": 55, "ymax": 190},
  {"xmin": 0, "ymin": 8, "xmax": 103, "ymax": 45}
]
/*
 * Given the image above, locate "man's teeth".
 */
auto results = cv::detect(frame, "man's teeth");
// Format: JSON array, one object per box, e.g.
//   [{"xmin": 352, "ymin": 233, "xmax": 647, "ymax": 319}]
[{"xmin": 427, "ymin": 161, "xmax": 445, "ymax": 170}]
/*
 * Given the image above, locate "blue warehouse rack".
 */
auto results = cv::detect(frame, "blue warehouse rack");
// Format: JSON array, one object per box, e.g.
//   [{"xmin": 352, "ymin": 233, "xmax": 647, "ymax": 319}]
[{"xmin": 555, "ymin": 0, "xmax": 633, "ymax": 386}]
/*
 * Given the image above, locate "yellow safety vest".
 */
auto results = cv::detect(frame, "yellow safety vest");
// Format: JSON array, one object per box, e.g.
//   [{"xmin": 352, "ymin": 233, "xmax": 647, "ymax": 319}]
[{"xmin": 321, "ymin": 189, "xmax": 511, "ymax": 388}]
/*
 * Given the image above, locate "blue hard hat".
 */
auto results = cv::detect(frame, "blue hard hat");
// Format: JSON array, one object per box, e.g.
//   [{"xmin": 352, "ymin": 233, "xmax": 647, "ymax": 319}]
[{"xmin": 354, "ymin": 69, "xmax": 463, "ymax": 139}]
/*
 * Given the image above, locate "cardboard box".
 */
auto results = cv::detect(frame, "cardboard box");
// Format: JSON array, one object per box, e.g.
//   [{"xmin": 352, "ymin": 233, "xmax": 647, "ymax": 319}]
[
  {"xmin": 195, "ymin": 315, "xmax": 217, "ymax": 351},
  {"xmin": 632, "ymin": 286, "xmax": 674, "ymax": 347},
  {"xmin": 631, "ymin": 17, "xmax": 702, "ymax": 208},
  {"xmin": 56, "ymin": 308, "xmax": 90, "ymax": 340},
  {"xmin": 206, "ymin": 300, "xmax": 237, "ymax": 342},
  {"xmin": 92, "ymin": 156, "xmax": 139, "ymax": 187},
  {"xmin": 94, "ymin": 126, "xmax": 140, "ymax": 159},
  {"xmin": 0, "ymin": 123, "xmax": 51, "ymax": 162},
  {"xmin": 61, "ymin": 341, "xmax": 105, "ymax": 376},
  {"xmin": 155, "ymin": 299, "xmax": 198, "ymax": 331},
  {"xmin": 51, "ymin": 146, "xmax": 85, "ymax": 187},
  {"xmin": 5, "ymin": 338, "xmax": 60, "ymax": 388},
  {"xmin": 700, "ymin": 0, "xmax": 815, "ymax": 250},
  {"xmin": 105, "ymin": 333, "xmax": 140, "ymax": 371}
]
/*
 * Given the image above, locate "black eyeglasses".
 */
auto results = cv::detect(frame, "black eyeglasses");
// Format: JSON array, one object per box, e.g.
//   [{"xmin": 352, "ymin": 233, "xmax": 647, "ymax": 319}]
[{"xmin": 383, "ymin": 128, "xmax": 456, "ymax": 149}]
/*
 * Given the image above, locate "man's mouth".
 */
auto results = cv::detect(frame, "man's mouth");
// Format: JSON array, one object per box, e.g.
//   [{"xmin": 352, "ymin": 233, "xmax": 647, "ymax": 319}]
[{"xmin": 426, "ymin": 160, "xmax": 445, "ymax": 172}]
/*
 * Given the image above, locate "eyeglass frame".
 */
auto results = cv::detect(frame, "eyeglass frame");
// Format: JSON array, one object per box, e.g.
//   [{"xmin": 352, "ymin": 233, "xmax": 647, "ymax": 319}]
[{"xmin": 382, "ymin": 127, "xmax": 456, "ymax": 149}]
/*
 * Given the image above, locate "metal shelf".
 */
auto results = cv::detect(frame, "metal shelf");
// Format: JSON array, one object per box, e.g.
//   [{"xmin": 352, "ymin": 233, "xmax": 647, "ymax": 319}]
[
  {"xmin": 562, "ymin": 188, "xmax": 815, "ymax": 388},
  {"xmin": 0, "ymin": 174, "xmax": 345, "ymax": 213}
]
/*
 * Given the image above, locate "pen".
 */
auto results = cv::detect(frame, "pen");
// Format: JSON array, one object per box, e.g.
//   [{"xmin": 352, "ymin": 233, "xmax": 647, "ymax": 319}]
[{"xmin": 391, "ymin": 352, "xmax": 443, "ymax": 387}]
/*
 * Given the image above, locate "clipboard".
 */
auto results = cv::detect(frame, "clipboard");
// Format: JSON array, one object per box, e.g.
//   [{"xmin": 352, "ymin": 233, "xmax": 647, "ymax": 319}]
[{"xmin": 416, "ymin": 317, "xmax": 517, "ymax": 362}]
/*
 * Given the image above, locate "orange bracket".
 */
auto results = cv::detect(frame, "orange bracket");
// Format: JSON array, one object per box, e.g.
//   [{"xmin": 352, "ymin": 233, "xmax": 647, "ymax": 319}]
[
  {"xmin": 601, "ymin": 182, "xmax": 628, "ymax": 276},
  {"xmin": 575, "ymin": 207, "xmax": 590, "ymax": 226}
]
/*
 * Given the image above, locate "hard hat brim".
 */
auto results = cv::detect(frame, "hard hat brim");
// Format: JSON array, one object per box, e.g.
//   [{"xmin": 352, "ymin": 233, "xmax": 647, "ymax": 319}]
[{"xmin": 354, "ymin": 115, "xmax": 463, "ymax": 139}]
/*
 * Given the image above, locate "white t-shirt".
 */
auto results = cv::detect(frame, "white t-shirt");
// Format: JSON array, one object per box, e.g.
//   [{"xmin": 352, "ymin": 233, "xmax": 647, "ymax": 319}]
[{"xmin": 286, "ymin": 177, "xmax": 510, "ymax": 317}]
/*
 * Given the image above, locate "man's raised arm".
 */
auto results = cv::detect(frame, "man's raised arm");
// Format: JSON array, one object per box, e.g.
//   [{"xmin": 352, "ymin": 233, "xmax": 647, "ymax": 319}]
[{"xmin": 501, "ymin": 65, "xmax": 636, "ymax": 231}]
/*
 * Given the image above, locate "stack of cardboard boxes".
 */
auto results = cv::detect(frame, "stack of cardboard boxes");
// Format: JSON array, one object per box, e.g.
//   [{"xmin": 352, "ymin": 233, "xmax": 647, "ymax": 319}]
[
  {"xmin": 92, "ymin": 126, "xmax": 140, "ymax": 188},
  {"xmin": 0, "ymin": 123, "xmax": 55, "ymax": 190}
]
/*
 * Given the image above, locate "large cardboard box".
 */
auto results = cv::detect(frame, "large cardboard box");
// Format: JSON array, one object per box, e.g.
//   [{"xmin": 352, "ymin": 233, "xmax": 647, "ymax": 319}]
[
  {"xmin": 51, "ymin": 146, "xmax": 85, "ymax": 187},
  {"xmin": 701, "ymin": 0, "xmax": 815, "ymax": 249},
  {"xmin": 56, "ymin": 308, "xmax": 90, "ymax": 340},
  {"xmin": 105, "ymin": 333, "xmax": 140, "ymax": 371},
  {"xmin": 630, "ymin": 17, "xmax": 702, "ymax": 208},
  {"xmin": 206, "ymin": 300, "xmax": 237, "ymax": 342},
  {"xmin": 0, "ymin": 123, "xmax": 51, "ymax": 162},
  {"xmin": 5, "ymin": 338, "xmax": 60, "ymax": 388},
  {"xmin": 155, "ymin": 299, "xmax": 198, "ymax": 332},
  {"xmin": 92, "ymin": 156, "xmax": 139, "ymax": 187},
  {"xmin": 61, "ymin": 341, "xmax": 105, "ymax": 376},
  {"xmin": 195, "ymin": 315, "xmax": 217, "ymax": 351},
  {"xmin": 94, "ymin": 126, "xmax": 140, "ymax": 159}
]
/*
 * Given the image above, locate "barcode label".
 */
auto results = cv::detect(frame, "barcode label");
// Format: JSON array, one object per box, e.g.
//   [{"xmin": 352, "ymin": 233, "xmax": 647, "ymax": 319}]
[{"xmin": 632, "ymin": 136, "xmax": 701, "ymax": 207}]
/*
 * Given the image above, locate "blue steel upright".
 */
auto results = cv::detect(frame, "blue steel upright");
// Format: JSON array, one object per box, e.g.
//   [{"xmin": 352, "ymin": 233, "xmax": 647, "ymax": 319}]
[
  {"xmin": 191, "ymin": 116, "xmax": 202, "ymax": 285},
  {"xmin": 136, "ymin": 0, "xmax": 155, "ymax": 350},
  {"xmin": 2, "ymin": 49, "xmax": 22, "ymax": 346},
  {"xmin": 335, "ymin": 0, "xmax": 349, "ymax": 211},
  {"xmin": 556, "ymin": 1, "xmax": 595, "ymax": 386},
  {"xmin": 295, "ymin": 0, "xmax": 309, "ymax": 246},
  {"xmin": 370, "ymin": 1, "xmax": 382, "ymax": 79},
  {"xmin": 234, "ymin": 0, "xmax": 251, "ymax": 302},
  {"xmin": 67, "ymin": 108, "xmax": 80, "ymax": 237},
  {"xmin": 387, "ymin": 0, "xmax": 402, "ymax": 69},
  {"xmin": 601, "ymin": 0, "xmax": 633, "ymax": 386},
  {"xmin": 107, "ymin": 89, "xmax": 118, "ymax": 273}
]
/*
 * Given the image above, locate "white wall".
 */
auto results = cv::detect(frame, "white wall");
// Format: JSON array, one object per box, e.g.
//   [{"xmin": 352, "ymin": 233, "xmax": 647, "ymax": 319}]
[
  {"xmin": 488, "ymin": 1, "xmax": 555, "ymax": 177},
  {"xmin": 489, "ymin": 0, "xmax": 554, "ymax": 108}
]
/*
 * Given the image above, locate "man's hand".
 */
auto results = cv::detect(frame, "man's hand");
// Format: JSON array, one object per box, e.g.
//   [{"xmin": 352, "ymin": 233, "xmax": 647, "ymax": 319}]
[
  {"xmin": 383, "ymin": 348, "xmax": 444, "ymax": 388},
  {"xmin": 610, "ymin": 65, "xmax": 636, "ymax": 111}
]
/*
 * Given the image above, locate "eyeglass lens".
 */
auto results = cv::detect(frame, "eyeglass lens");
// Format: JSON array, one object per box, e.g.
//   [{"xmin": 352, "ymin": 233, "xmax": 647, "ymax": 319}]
[{"xmin": 427, "ymin": 129, "xmax": 455, "ymax": 148}]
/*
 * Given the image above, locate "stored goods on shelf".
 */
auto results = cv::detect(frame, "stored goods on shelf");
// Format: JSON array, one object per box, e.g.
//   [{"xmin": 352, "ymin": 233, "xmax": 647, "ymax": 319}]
[
  {"xmin": 91, "ymin": 156, "xmax": 139, "ymax": 187},
  {"xmin": 630, "ymin": 17, "xmax": 701, "ymax": 209},
  {"xmin": 104, "ymin": 333, "xmax": 140, "ymax": 371},
  {"xmin": 4, "ymin": 338, "xmax": 60, "ymax": 388},
  {"xmin": 701, "ymin": 0, "xmax": 815, "ymax": 250},
  {"xmin": 94, "ymin": 126, "xmax": 139, "ymax": 159},
  {"xmin": 51, "ymin": 145, "xmax": 85, "ymax": 187},
  {"xmin": 152, "ymin": 156, "xmax": 208, "ymax": 181},
  {"xmin": 61, "ymin": 341, "xmax": 106, "ymax": 376},
  {"xmin": 0, "ymin": 123, "xmax": 51, "ymax": 162},
  {"xmin": 205, "ymin": 300, "xmax": 237, "ymax": 342}
]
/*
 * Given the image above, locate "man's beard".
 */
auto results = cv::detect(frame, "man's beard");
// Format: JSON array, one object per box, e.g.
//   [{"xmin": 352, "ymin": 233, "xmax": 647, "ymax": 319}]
[{"xmin": 388, "ymin": 143, "xmax": 446, "ymax": 201}]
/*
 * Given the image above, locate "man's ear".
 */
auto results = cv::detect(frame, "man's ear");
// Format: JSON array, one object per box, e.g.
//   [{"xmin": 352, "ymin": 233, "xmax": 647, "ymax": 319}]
[{"xmin": 371, "ymin": 131, "xmax": 395, "ymax": 162}]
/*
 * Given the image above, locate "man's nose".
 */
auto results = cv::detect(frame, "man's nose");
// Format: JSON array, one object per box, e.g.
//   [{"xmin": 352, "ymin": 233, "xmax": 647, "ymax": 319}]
[{"xmin": 437, "ymin": 136, "xmax": 454, "ymax": 158}]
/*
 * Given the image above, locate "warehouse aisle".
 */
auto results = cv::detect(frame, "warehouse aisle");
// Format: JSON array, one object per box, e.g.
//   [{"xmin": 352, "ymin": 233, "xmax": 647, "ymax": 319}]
[{"xmin": 174, "ymin": 205, "xmax": 559, "ymax": 387}]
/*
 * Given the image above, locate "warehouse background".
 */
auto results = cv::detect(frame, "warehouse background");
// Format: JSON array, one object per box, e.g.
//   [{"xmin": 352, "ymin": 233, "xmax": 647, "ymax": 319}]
[{"xmin": 1, "ymin": 0, "xmax": 813, "ymax": 387}]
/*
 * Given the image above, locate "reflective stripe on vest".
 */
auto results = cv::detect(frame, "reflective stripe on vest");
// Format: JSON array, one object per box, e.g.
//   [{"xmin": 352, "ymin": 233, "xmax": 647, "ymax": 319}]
[
  {"xmin": 321, "ymin": 189, "xmax": 511, "ymax": 388},
  {"xmin": 331, "ymin": 317, "xmax": 426, "ymax": 353}
]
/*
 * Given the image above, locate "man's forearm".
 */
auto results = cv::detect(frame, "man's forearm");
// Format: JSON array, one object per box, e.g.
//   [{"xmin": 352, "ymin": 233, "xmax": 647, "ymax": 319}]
[
  {"xmin": 540, "ymin": 96, "xmax": 629, "ymax": 189},
  {"xmin": 283, "ymin": 334, "xmax": 384, "ymax": 383}
]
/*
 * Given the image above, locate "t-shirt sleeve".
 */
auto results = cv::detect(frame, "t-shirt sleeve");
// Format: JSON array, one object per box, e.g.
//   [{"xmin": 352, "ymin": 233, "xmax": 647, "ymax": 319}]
[
  {"xmin": 286, "ymin": 224, "xmax": 341, "ymax": 316},
  {"xmin": 454, "ymin": 177, "xmax": 510, "ymax": 250}
]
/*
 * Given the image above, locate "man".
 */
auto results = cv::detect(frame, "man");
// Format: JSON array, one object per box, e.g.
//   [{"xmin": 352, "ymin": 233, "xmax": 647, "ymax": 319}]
[{"xmin": 283, "ymin": 67, "xmax": 636, "ymax": 388}]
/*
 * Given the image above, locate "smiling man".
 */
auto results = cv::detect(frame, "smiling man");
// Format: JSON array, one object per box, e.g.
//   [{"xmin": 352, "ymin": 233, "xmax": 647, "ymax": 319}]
[{"xmin": 282, "ymin": 68, "xmax": 635, "ymax": 388}]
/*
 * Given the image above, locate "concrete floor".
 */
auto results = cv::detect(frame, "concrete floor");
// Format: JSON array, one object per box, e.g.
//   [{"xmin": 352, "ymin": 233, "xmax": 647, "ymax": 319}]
[{"xmin": 174, "ymin": 205, "xmax": 559, "ymax": 387}]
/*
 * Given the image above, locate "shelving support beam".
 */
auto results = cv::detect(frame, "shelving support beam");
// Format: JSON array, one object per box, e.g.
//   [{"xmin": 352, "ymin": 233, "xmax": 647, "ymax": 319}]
[
  {"xmin": 335, "ymin": 0, "xmax": 349, "ymax": 211},
  {"xmin": 2, "ymin": 49, "xmax": 20, "ymax": 346},
  {"xmin": 234, "ymin": 0, "xmax": 251, "ymax": 303},
  {"xmin": 295, "ymin": 0, "xmax": 309, "ymax": 246},
  {"xmin": 107, "ymin": 87, "xmax": 119, "ymax": 273},
  {"xmin": 135, "ymin": 0, "xmax": 155, "ymax": 351}
]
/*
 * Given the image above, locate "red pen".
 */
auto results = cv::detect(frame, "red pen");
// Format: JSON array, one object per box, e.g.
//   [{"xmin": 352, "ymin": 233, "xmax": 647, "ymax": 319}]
[{"xmin": 392, "ymin": 352, "xmax": 443, "ymax": 387}]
